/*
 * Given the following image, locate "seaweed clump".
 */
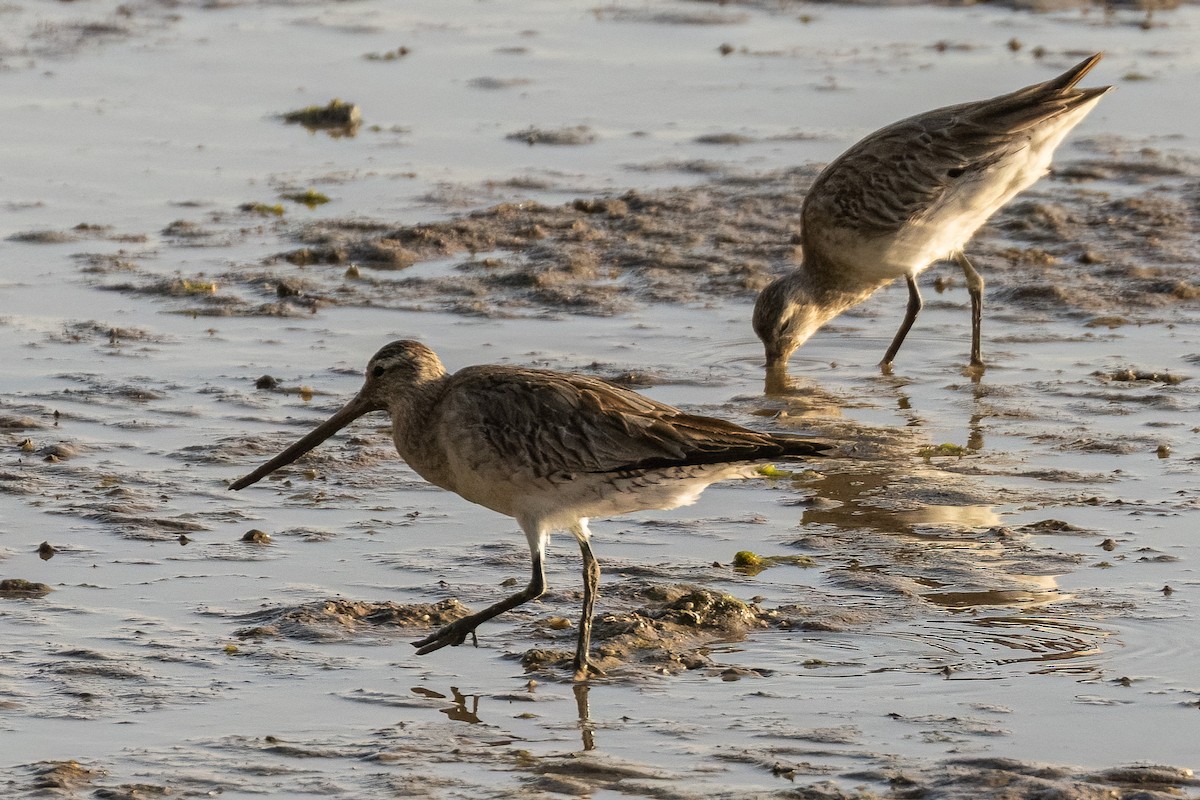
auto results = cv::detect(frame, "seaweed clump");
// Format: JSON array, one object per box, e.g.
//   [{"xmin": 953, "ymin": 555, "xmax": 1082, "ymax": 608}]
[{"xmin": 282, "ymin": 99, "xmax": 361, "ymax": 136}]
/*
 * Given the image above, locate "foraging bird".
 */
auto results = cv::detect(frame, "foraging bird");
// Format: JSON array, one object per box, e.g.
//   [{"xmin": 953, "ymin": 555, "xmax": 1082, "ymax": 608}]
[
  {"xmin": 753, "ymin": 54, "xmax": 1111, "ymax": 372},
  {"xmin": 230, "ymin": 340, "xmax": 827, "ymax": 679}
]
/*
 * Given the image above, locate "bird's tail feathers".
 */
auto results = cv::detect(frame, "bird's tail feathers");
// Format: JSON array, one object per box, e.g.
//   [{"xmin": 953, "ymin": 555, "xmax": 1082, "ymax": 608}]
[
  {"xmin": 772, "ymin": 435, "xmax": 835, "ymax": 459},
  {"xmin": 1047, "ymin": 53, "xmax": 1104, "ymax": 93}
]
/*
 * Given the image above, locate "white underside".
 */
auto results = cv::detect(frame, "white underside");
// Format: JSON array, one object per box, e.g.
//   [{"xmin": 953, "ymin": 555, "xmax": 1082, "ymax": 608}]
[{"xmin": 446, "ymin": 460, "xmax": 764, "ymax": 535}]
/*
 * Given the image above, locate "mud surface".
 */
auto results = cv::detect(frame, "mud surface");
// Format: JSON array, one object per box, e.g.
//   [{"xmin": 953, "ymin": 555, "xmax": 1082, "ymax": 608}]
[{"xmin": 2, "ymin": 0, "xmax": 1199, "ymax": 796}]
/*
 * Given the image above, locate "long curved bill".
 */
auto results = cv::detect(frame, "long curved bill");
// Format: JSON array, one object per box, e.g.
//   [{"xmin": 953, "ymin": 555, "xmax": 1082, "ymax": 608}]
[{"xmin": 229, "ymin": 392, "xmax": 380, "ymax": 491}]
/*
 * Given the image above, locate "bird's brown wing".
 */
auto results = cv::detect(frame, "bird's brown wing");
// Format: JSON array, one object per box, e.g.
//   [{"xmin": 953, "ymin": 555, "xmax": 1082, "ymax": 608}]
[
  {"xmin": 437, "ymin": 366, "xmax": 827, "ymax": 479},
  {"xmin": 802, "ymin": 55, "xmax": 1110, "ymax": 237}
]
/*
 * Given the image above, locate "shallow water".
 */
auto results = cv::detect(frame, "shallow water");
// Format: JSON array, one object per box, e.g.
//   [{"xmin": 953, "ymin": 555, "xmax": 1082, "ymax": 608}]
[{"xmin": 2, "ymin": 0, "xmax": 1199, "ymax": 797}]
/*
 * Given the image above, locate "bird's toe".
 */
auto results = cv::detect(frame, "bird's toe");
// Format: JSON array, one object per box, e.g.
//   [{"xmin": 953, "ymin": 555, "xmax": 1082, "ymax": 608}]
[
  {"xmin": 573, "ymin": 657, "xmax": 607, "ymax": 682},
  {"xmin": 412, "ymin": 620, "xmax": 475, "ymax": 655}
]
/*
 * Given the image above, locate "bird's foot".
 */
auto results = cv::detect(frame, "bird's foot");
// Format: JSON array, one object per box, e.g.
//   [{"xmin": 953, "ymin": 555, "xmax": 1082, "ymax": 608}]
[
  {"xmin": 963, "ymin": 360, "xmax": 986, "ymax": 382},
  {"xmin": 573, "ymin": 656, "xmax": 607, "ymax": 682},
  {"xmin": 412, "ymin": 620, "xmax": 480, "ymax": 655}
]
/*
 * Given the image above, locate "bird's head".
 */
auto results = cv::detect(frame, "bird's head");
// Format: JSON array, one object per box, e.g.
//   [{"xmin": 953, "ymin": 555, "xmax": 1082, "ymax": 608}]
[
  {"xmin": 752, "ymin": 277, "xmax": 825, "ymax": 371},
  {"xmin": 359, "ymin": 340, "xmax": 448, "ymax": 408},
  {"xmin": 229, "ymin": 340, "xmax": 446, "ymax": 491}
]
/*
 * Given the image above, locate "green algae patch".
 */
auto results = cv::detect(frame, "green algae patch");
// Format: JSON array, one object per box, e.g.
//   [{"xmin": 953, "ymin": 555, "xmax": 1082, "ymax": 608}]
[
  {"xmin": 733, "ymin": 550, "xmax": 815, "ymax": 576},
  {"xmin": 281, "ymin": 189, "xmax": 331, "ymax": 208},
  {"xmin": 239, "ymin": 202, "xmax": 285, "ymax": 217},
  {"xmin": 733, "ymin": 550, "xmax": 766, "ymax": 571},
  {"xmin": 282, "ymin": 99, "xmax": 362, "ymax": 135},
  {"xmin": 0, "ymin": 578, "xmax": 53, "ymax": 598},
  {"xmin": 756, "ymin": 464, "xmax": 820, "ymax": 481},
  {"xmin": 364, "ymin": 46, "xmax": 410, "ymax": 61},
  {"xmin": 178, "ymin": 278, "xmax": 218, "ymax": 294},
  {"xmin": 917, "ymin": 443, "xmax": 968, "ymax": 459}
]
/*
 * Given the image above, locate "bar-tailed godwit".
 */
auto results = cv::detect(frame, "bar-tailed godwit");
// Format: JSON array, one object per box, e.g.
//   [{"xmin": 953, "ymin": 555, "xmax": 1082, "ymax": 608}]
[
  {"xmin": 231, "ymin": 340, "xmax": 827, "ymax": 679},
  {"xmin": 754, "ymin": 54, "xmax": 1111, "ymax": 372}
]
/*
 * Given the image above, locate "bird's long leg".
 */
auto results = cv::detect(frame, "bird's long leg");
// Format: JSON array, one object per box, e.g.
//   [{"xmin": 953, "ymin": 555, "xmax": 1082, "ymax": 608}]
[
  {"xmin": 570, "ymin": 520, "xmax": 605, "ymax": 681},
  {"xmin": 954, "ymin": 250, "xmax": 985, "ymax": 368},
  {"xmin": 413, "ymin": 523, "xmax": 548, "ymax": 655},
  {"xmin": 881, "ymin": 273, "xmax": 923, "ymax": 367}
]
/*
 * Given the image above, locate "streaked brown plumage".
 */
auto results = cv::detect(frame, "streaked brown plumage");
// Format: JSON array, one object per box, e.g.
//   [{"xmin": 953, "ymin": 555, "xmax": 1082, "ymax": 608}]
[
  {"xmin": 754, "ymin": 54, "xmax": 1111, "ymax": 372},
  {"xmin": 230, "ymin": 340, "xmax": 827, "ymax": 679}
]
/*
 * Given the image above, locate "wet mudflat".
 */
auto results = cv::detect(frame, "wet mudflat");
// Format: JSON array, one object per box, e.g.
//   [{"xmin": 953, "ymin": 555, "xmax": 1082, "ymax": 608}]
[{"xmin": 2, "ymin": 0, "xmax": 1199, "ymax": 797}]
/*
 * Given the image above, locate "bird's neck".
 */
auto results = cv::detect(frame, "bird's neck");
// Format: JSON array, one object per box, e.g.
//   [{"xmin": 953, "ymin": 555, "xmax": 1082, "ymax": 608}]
[
  {"xmin": 387, "ymin": 377, "xmax": 456, "ymax": 489},
  {"xmin": 794, "ymin": 252, "xmax": 880, "ymax": 320}
]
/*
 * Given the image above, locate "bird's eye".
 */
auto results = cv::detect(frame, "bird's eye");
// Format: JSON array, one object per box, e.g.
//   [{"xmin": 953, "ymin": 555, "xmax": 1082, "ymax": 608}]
[
  {"xmin": 947, "ymin": 167, "xmax": 966, "ymax": 178},
  {"xmin": 372, "ymin": 365, "xmax": 385, "ymax": 378}
]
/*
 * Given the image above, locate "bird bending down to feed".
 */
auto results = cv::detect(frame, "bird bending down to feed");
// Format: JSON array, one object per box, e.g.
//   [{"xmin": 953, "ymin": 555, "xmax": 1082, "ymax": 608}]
[
  {"xmin": 230, "ymin": 340, "xmax": 828, "ymax": 680},
  {"xmin": 753, "ymin": 53, "xmax": 1111, "ymax": 372}
]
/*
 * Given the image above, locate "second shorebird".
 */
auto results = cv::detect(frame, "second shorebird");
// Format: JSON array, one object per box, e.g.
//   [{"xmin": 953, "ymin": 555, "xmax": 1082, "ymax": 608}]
[
  {"xmin": 754, "ymin": 54, "xmax": 1111, "ymax": 372},
  {"xmin": 230, "ymin": 340, "xmax": 827, "ymax": 680}
]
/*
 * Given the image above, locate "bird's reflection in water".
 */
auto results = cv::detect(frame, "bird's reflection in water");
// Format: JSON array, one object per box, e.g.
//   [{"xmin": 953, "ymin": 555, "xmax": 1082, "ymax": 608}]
[
  {"xmin": 442, "ymin": 687, "xmax": 482, "ymax": 724},
  {"xmin": 800, "ymin": 469, "xmax": 999, "ymax": 535},
  {"xmin": 763, "ymin": 365, "xmax": 796, "ymax": 399},
  {"xmin": 763, "ymin": 355, "xmax": 990, "ymax": 453},
  {"xmin": 411, "ymin": 684, "xmax": 597, "ymax": 751},
  {"xmin": 574, "ymin": 683, "xmax": 596, "ymax": 752},
  {"xmin": 757, "ymin": 366, "xmax": 1004, "ymax": 538},
  {"xmin": 761, "ymin": 367, "xmax": 847, "ymax": 420},
  {"xmin": 412, "ymin": 686, "xmax": 483, "ymax": 724},
  {"xmin": 967, "ymin": 412, "xmax": 985, "ymax": 452}
]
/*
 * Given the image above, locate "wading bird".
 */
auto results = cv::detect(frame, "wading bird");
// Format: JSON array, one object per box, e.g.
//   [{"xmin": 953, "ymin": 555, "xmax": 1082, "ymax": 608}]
[
  {"xmin": 231, "ymin": 340, "xmax": 827, "ymax": 679},
  {"xmin": 753, "ymin": 54, "xmax": 1110, "ymax": 373}
]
